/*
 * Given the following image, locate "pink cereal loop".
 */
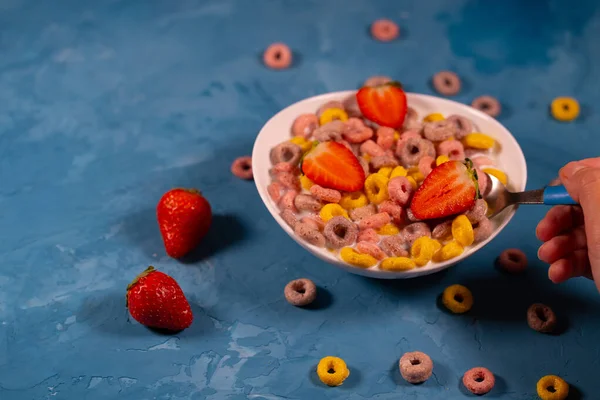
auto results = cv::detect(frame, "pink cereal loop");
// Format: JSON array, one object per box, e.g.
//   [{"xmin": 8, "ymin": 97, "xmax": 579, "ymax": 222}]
[
  {"xmin": 268, "ymin": 182, "xmax": 284, "ymax": 203},
  {"xmin": 376, "ymin": 126, "xmax": 396, "ymax": 150},
  {"xmin": 418, "ymin": 156, "xmax": 435, "ymax": 177},
  {"xmin": 280, "ymin": 209, "xmax": 298, "ymax": 229},
  {"xmin": 357, "ymin": 241, "xmax": 386, "ymax": 260},
  {"xmin": 271, "ymin": 162, "xmax": 299, "ymax": 175},
  {"xmin": 388, "ymin": 176, "xmax": 413, "ymax": 206},
  {"xmin": 343, "ymin": 94, "xmax": 362, "ymax": 118},
  {"xmin": 462, "ymin": 367, "xmax": 495, "ymax": 395},
  {"xmin": 343, "ymin": 122, "xmax": 374, "ymax": 144},
  {"xmin": 437, "ymin": 140, "xmax": 465, "ymax": 161},
  {"xmin": 291, "ymin": 114, "xmax": 319, "ymax": 138},
  {"xmin": 263, "ymin": 43, "xmax": 292, "ymax": 70},
  {"xmin": 399, "ymin": 130, "xmax": 422, "ymax": 143},
  {"xmin": 371, "ymin": 19, "xmax": 400, "ymax": 42},
  {"xmin": 317, "ymin": 100, "xmax": 345, "ymax": 117},
  {"xmin": 301, "ymin": 215, "xmax": 325, "ymax": 231},
  {"xmin": 471, "ymin": 95, "xmax": 501, "ymax": 118},
  {"xmin": 278, "ymin": 190, "xmax": 298, "ymax": 213},
  {"xmin": 403, "ymin": 108, "xmax": 421, "ymax": 131},
  {"xmin": 380, "ymin": 235, "xmax": 408, "ymax": 257},
  {"xmin": 363, "ymin": 76, "xmax": 392, "ymax": 87},
  {"xmin": 275, "ymin": 171, "xmax": 301, "ymax": 191},
  {"xmin": 473, "ymin": 218, "xmax": 493, "ymax": 243},
  {"xmin": 310, "ymin": 184, "xmax": 342, "ymax": 203},
  {"xmin": 231, "ymin": 156, "xmax": 253, "ymax": 180},
  {"xmin": 358, "ymin": 212, "xmax": 391, "ymax": 230},
  {"xmin": 357, "ymin": 228, "xmax": 379, "ymax": 244},
  {"xmin": 432, "ymin": 71, "xmax": 461, "ymax": 96},
  {"xmin": 360, "ymin": 139, "xmax": 386, "ymax": 157},
  {"xmin": 473, "ymin": 156, "xmax": 495, "ymax": 168},
  {"xmin": 378, "ymin": 200, "xmax": 404, "ymax": 225}
]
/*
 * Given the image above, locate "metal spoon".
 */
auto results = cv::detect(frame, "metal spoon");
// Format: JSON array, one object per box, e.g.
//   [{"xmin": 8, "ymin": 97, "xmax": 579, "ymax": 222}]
[{"xmin": 485, "ymin": 174, "xmax": 578, "ymax": 218}]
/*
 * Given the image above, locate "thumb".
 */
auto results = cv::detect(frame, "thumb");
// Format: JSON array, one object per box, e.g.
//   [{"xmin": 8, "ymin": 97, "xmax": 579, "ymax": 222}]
[{"xmin": 560, "ymin": 161, "xmax": 600, "ymax": 291}]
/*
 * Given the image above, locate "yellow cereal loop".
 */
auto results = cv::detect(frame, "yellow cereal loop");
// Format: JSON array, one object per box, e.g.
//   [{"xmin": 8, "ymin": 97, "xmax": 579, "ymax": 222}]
[
  {"xmin": 409, "ymin": 169, "xmax": 425, "ymax": 182},
  {"xmin": 317, "ymin": 356, "xmax": 350, "ymax": 387},
  {"xmin": 442, "ymin": 284, "xmax": 473, "ymax": 314},
  {"xmin": 536, "ymin": 375, "xmax": 569, "ymax": 400},
  {"xmin": 393, "ymin": 131, "xmax": 400, "ymax": 141},
  {"xmin": 451, "ymin": 215, "xmax": 475, "ymax": 247},
  {"xmin": 377, "ymin": 223, "xmax": 400, "ymax": 235},
  {"xmin": 550, "ymin": 97, "xmax": 579, "ymax": 122},
  {"xmin": 339, "ymin": 192, "xmax": 368, "ymax": 209},
  {"xmin": 380, "ymin": 257, "xmax": 416, "ymax": 271},
  {"xmin": 362, "ymin": 154, "xmax": 371, "ymax": 162},
  {"xmin": 407, "ymin": 176, "xmax": 418, "ymax": 190},
  {"xmin": 364, "ymin": 173, "xmax": 389, "ymax": 205},
  {"xmin": 320, "ymin": 203, "xmax": 349, "ymax": 222},
  {"xmin": 340, "ymin": 247, "xmax": 378, "ymax": 268},
  {"xmin": 482, "ymin": 167, "xmax": 508, "ymax": 186},
  {"xmin": 377, "ymin": 166, "xmax": 393, "ymax": 178},
  {"xmin": 390, "ymin": 166, "xmax": 408, "ymax": 179},
  {"xmin": 300, "ymin": 174, "xmax": 314, "ymax": 191},
  {"xmin": 423, "ymin": 113, "xmax": 445, "ymax": 123},
  {"xmin": 319, "ymin": 107, "xmax": 348, "ymax": 126},
  {"xmin": 436, "ymin": 155, "xmax": 450, "ymax": 166},
  {"xmin": 289, "ymin": 136, "xmax": 312, "ymax": 153},
  {"xmin": 463, "ymin": 133, "xmax": 495, "ymax": 150},
  {"xmin": 433, "ymin": 241, "xmax": 464, "ymax": 262},
  {"xmin": 411, "ymin": 237, "xmax": 442, "ymax": 267}
]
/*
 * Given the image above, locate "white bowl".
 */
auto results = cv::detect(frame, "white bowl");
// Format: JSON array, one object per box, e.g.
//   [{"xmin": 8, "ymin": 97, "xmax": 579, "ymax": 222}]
[{"xmin": 252, "ymin": 91, "xmax": 527, "ymax": 279}]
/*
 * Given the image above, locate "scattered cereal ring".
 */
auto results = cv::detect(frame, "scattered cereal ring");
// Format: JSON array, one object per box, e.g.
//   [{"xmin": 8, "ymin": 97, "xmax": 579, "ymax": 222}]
[
  {"xmin": 437, "ymin": 139, "xmax": 465, "ymax": 161},
  {"xmin": 319, "ymin": 108, "xmax": 348, "ymax": 126},
  {"xmin": 270, "ymin": 142, "xmax": 302, "ymax": 166},
  {"xmin": 380, "ymin": 235, "xmax": 409, "ymax": 257},
  {"xmin": 294, "ymin": 222, "xmax": 326, "ymax": 247},
  {"xmin": 267, "ymin": 182, "xmax": 285, "ymax": 203},
  {"xmin": 284, "ymin": 278, "xmax": 316, "ymax": 306},
  {"xmin": 263, "ymin": 43, "xmax": 292, "ymax": 69},
  {"xmin": 291, "ymin": 114, "xmax": 319, "ymax": 138},
  {"xmin": 300, "ymin": 174, "xmax": 314, "ymax": 191},
  {"xmin": 376, "ymin": 126, "xmax": 396, "ymax": 150},
  {"xmin": 349, "ymin": 204, "xmax": 376, "ymax": 221},
  {"xmin": 435, "ymin": 240, "xmax": 464, "ymax": 261},
  {"xmin": 473, "ymin": 218, "xmax": 493, "ymax": 243},
  {"xmin": 418, "ymin": 156, "xmax": 435, "ymax": 177},
  {"xmin": 462, "ymin": 367, "xmax": 495, "ymax": 395},
  {"xmin": 357, "ymin": 241, "xmax": 386, "ymax": 260},
  {"xmin": 471, "ymin": 96, "xmax": 501, "ymax": 117},
  {"xmin": 436, "ymin": 155, "xmax": 450, "ymax": 166},
  {"xmin": 445, "ymin": 115, "xmax": 473, "ymax": 139},
  {"xmin": 278, "ymin": 190, "xmax": 298, "ymax": 212},
  {"xmin": 324, "ymin": 216, "xmax": 358, "ymax": 249},
  {"xmin": 312, "ymin": 120, "xmax": 345, "ymax": 142},
  {"xmin": 360, "ymin": 139, "xmax": 386, "ymax": 157},
  {"xmin": 364, "ymin": 75, "xmax": 392, "ymax": 87},
  {"xmin": 364, "ymin": 174, "xmax": 390, "ymax": 204},
  {"xmin": 390, "ymin": 165, "xmax": 408, "ymax": 179},
  {"xmin": 423, "ymin": 113, "xmax": 445, "ymax": 123},
  {"xmin": 359, "ymin": 212, "xmax": 391, "ymax": 230},
  {"xmin": 463, "ymin": 133, "xmax": 495, "ymax": 150},
  {"xmin": 289, "ymin": 136, "xmax": 313, "ymax": 153},
  {"xmin": 381, "ymin": 256, "xmax": 416, "ymax": 271},
  {"xmin": 442, "ymin": 284, "xmax": 473, "ymax": 314},
  {"xmin": 370, "ymin": 19, "xmax": 399, "ymax": 42},
  {"xmin": 357, "ymin": 228, "xmax": 379, "ymax": 244},
  {"xmin": 550, "ymin": 97, "xmax": 580, "ymax": 122},
  {"xmin": 377, "ymin": 223, "xmax": 400, "ymax": 236},
  {"xmin": 378, "ymin": 200, "xmax": 403, "ymax": 224},
  {"xmin": 388, "ymin": 176, "xmax": 413, "ymax": 206},
  {"xmin": 411, "ymin": 237, "xmax": 442, "ymax": 266},
  {"xmin": 496, "ymin": 248, "xmax": 528, "ymax": 274},
  {"xmin": 340, "ymin": 247, "xmax": 378, "ymax": 268},
  {"xmin": 423, "ymin": 120, "xmax": 456, "ymax": 142},
  {"xmin": 310, "ymin": 185, "xmax": 342, "ymax": 203},
  {"xmin": 401, "ymin": 222, "xmax": 431, "ymax": 247},
  {"xmin": 339, "ymin": 192, "xmax": 368, "ymax": 210},
  {"xmin": 464, "ymin": 198, "xmax": 488, "ymax": 223},
  {"xmin": 320, "ymin": 203, "xmax": 349, "ymax": 222},
  {"xmin": 399, "ymin": 351, "xmax": 433, "ymax": 384},
  {"xmin": 231, "ymin": 156, "xmax": 253, "ymax": 180},
  {"xmin": 317, "ymin": 356, "xmax": 350, "ymax": 387},
  {"xmin": 432, "ymin": 71, "xmax": 461, "ymax": 96},
  {"xmin": 397, "ymin": 137, "xmax": 436, "ymax": 167},
  {"xmin": 537, "ymin": 375, "xmax": 569, "ymax": 400},
  {"xmin": 527, "ymin": 303, "xmax": 557, "ymax": 333},
  {"xmin": 294, "ymin": 194, "xmax": 323, "ymax": 212},
  {"xmin": 482, "ymin": 167, "xmax": 508, "ymax": 186},
  {"xmin": 451, "ymin": 215, "xmax": 474, "ymax": 247},
  {"xmin": 432, "ymin": 220, "xmax": 453, "ymax": 241},
  {"xmin": 280, "ymin": 209, "xmax": 298, "ymax": 229}
]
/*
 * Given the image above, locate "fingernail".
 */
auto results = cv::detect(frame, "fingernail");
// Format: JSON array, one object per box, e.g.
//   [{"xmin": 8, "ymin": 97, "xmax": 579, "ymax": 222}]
[{"xmin": 561, "ymin": 162, "xmax": 585, "ymax": 180}]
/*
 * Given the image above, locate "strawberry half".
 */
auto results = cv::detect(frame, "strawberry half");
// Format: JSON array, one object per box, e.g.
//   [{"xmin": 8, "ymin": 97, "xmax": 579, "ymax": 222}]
[
  {"xmin": 409, "ymin": 159, "xmax": 480, "ymax": 220},
  {"xmin": 356, "ymin": 81, "xmax": 408, "ymax": 128},
  {"xmin": 301, "ymin": 141, "xmax": 365, "ymax": 192}
]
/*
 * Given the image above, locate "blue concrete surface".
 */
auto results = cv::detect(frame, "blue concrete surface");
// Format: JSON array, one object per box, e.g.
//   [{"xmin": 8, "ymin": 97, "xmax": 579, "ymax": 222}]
[{"xmin": 0, "ymin": 0, "xmax": 599, "ymax": 398}]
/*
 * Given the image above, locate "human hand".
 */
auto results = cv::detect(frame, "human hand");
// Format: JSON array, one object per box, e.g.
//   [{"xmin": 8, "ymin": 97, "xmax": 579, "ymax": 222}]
[{"xmin": 536, "ymin": 158, "xmax": 600, "ymax": 292}]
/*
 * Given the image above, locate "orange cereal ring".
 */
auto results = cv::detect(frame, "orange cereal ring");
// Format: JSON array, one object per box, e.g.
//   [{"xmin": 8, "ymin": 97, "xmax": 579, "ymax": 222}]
[
  {"xmin": 231, "ymin": 156, "xmax": 253, "ymax": 180},
  {"xmin": 370, "ymin": 19, "xmax": 399, "ymax": 42},
  {"xmin": 263, "ymin": 43, "xmax": 292, "ymax": 70}
]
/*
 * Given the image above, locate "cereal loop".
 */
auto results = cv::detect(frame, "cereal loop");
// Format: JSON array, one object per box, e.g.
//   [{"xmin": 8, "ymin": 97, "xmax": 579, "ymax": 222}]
[
  {"xmin": 349, "ymin": 204, "xmax": 376, "ymax": 221},
  {"xmin": 418, "ymin": 156, "xmax": 435, "ymax": 177},
  {"xmin": 527, "ymin": 303, "xmax": 557, "ymax": 333},
  {"xmin": 284, "ymin": 278, "xmax": 317, "ymax": 307},
  {"xmin": 496, "ymin": 248, "xmax": 528, "ymax": 273},
  {"xmin": 437, "ymin": 139, "xmax": 465, "ymax": 161},
  {"xmin": 464, "ymin": 198, "xmax": 488, "ymax": 223},
  {"xmin": 358, "ymin": 228, "xmax": 379, "ymax": 244},
  {"xmin": 432, "ymin": 71, "xmax": 461, "ymax": 96},
  {"xmin": 278, "ymin": 190, "xmax": 298, "ymax": 213},
  {"xmin": 423, "ymin": 113, "xmax": 445, "ymax": 123},
  {"xmin": 357, "ymin": 241, "xmax": 386, "ymax": 260},
  {"xmin": 340, "ymin": 247, "xmax": 378, "ymax": 268},
  {"xmin": 463, "ymin": 133, "xmax": 495, "ymax": 150},
  {"xmin": 473, "ymin": 218, "xmax": 493, "ymax": 243},
  {"xmin": 339, "ymin": 192, "xmax": 369, "ymax": 209},
  {"xmin": 482, "ymin": 167, "xmax": 508, "ymax": 186},
  {"xmin": 376, "ymin": 126, "xmax": 396, "ymax": 150},
  {"xmin": 399, "ymin": 351, "xmax": 433, "ymax": 384},
  {"xmin": 380, "ymin": 235, "xmax": 408, "ymax": 257},
  {"xmin": 401, "ymin": 222, "xmax": 431, "ymax": 247},
  {"xmin": 300, "ymin": 215, "xmax": 325, "ymax": 231},
  {"xmin": 432, "ymin": 220, "xmax": 453, "ymax": 241},
  {"xmin": 445, "ymin": 115, "xmax": 473, "ymax": 139},
  {"xmin": 434, "ymin": 240, "xmax": 464, "ymax": 261},
  {"xmin": 294, "ymin": 222, "xmax": 326, "ymax": 247},
  {"xmin": 451, "ymin": 215, "xmax": 474, "ymax": 247},
  {"xmin": 270, "ymin": 142, "xmax": 302, "ymax": 166},
  {"xmin": 388, "ymin": 176, "xmax": 413, "ymax": 206},
  {"xmin": 364, "ymin": 174, "xmax": 390, "ymax": 204},
  {"xmin": 294, "ymin": 194, "xmax": 323, "ymax": 212},
  {"xmin": 317, "ymin": 101, "xmax": 345, "ymax": 117},
  {"xmin": 378, "ymin": 200, "xmax": 403, "ymax": 225},
  {"xmin": 263, "ymin": 43, "xmax": 292, "ymax": 69},
  {"xmin": 291, "ymin": 114, "xmax": 319, "ymax": 138},
  {"xmin": 377, "ymin": 223, "xmax": 400, "ymax": 236},
  {"xmin": 317, "ymin": 356, "xmax": 350, "ymax": 387},
  {"xmin": 268, "ymin": 182, "xmax": 284, "ymax": 203},
  {"xmin": 550, "ymin": 97, "xmax": 579, "ymax": 122},
  {"xmin": 312, "ymin": 120, "xmax": 345, "ymax": 142},
  {"xmin": 462, "ymin": 367, "xmax": 495, "ymax": 395},
  {"xmin": 390, "ymin": 166, "xmax": 408, "ymax": 179},
  {"xmin": 442, "ymin": 284, "xmax": 473, "ymax": 314},
  {"xmin": 280, "ymin": 209, "xmax": 298, "ymax": 229},
  {"xmin": 364, "ymin": 75, "xmax": 392, "ymax": 87},
  {"xmin": 370, "ymin": 19, "xmax": 399, "ymax": 42},
  {"xmin": 380, "ymin": 257, "xmax": 416, "ymax": 271},
  {"xmin": 411, "ymin": 237, "xmax": 442, "ymax": 267},
  {"xmin": 537, "ymin": 375, "xmax": 569, "ymax": 400},
  {"xmin": 471, "ymin": 96, "xmax": 501, "ymax": 117},
  {"xmin": 423, "ymin": 120, "xmax": 456, "ymax": 142},
  {"xmin": 377, "ymin": 166, "xmax": 393, "ymax": 178},
  {"xmin": 323, "ymin": 216, "xmax": 358, "ymax": 249},
  {"xmin": 320, "ymin": 203, "xmax": 349, "ymax": 222},
  {"xmin": 310, "ymin": 185, "xmax": 341, "ymax": 203},
  {"xmin": 358, "ymin": 212, "xmax": 391, "ymax": 231},
  {"xmin": 319, "ymin": 108, "xmax": 348, "ymax": 126},
  {"xmin": 300, "ymin": 174, "xmax": 314, "ymax": 191},
  {"xmin": 231, "ymin": 156, "xmax": 253, "ymax": 180},
  {"xmin": 397, "ymin": 137, "xmax": 436, "ymax": 167}
]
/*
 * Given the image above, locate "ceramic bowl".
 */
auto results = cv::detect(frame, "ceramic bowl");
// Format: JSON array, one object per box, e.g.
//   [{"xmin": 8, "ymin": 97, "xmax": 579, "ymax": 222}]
[{"xmin": 252, "ymin": 90, "xmax": 527, "ymax": 279}]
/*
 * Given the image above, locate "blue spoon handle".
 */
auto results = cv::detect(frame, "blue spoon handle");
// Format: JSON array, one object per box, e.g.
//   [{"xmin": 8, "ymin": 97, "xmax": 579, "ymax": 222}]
[{"xmin": 543, "ymin": 185, "xmax": 578, "ymax": 205}]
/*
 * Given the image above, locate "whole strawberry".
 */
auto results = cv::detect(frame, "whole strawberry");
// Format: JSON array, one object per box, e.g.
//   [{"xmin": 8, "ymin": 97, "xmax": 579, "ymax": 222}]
[
  {"xmin": 157, "ymin": 188, "xmax": 212, "ymax": 258},
  {"xmin": 126, "ymin": 266, "xmax": 193, "ymax": 331}
]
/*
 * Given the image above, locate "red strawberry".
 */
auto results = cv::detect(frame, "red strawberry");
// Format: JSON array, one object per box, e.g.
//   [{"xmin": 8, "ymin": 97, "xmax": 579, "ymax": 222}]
[
  {"xmin": 301, "ymin": 141, "xmax": 365, "ymax": 192},
  {"xmin": 410, "ymin": 159, "xmax": 480, "ymax": 220},
  {"xmin": 126, "ymin": 266, "xmax": 193, "ymax": 331},
  {"xmin": 157, "ymin": 188, "xmax": 212, "ymax": 258},
  {"xmin": 356, "ymin": 81, "xmax": 408, "ymax": 128}
]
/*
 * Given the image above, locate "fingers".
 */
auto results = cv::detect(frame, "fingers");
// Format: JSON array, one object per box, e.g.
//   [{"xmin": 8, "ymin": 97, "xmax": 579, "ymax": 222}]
[
  {"xmin": 538, "ymin": 226, "xmax": 587, "ymax": 264},
  {"xmin": 548, "ymin": 249, "xmax": 593, "ymax": 283},
  {"xmin": 536, "ymin": 205, "xmax": 584, "ymax": 242}
]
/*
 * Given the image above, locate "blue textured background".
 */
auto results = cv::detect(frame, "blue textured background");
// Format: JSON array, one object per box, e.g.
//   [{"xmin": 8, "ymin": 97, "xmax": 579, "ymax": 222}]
[{"xmin": 1, "ymin": 0, "xmax": 599, "ymax": 398}]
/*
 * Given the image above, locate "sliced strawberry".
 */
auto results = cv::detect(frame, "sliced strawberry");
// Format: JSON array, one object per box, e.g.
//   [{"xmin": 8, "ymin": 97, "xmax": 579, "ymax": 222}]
[
  {"xmin": 356, "ymin": 81, "xmax": 408, "ymax": 128},
  {"xmin": 410, "ymin": 159, "xmax": 480, "ymax": 220},
  {"xmin": 301, "ymin": 141, "xmax": 365, "ymax": 192}
]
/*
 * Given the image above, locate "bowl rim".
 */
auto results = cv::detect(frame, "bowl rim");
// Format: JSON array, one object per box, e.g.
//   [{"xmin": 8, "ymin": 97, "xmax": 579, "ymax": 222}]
[{"xmin": 252, "ymin": 90, "xmax": 528, "ymax": 279}]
